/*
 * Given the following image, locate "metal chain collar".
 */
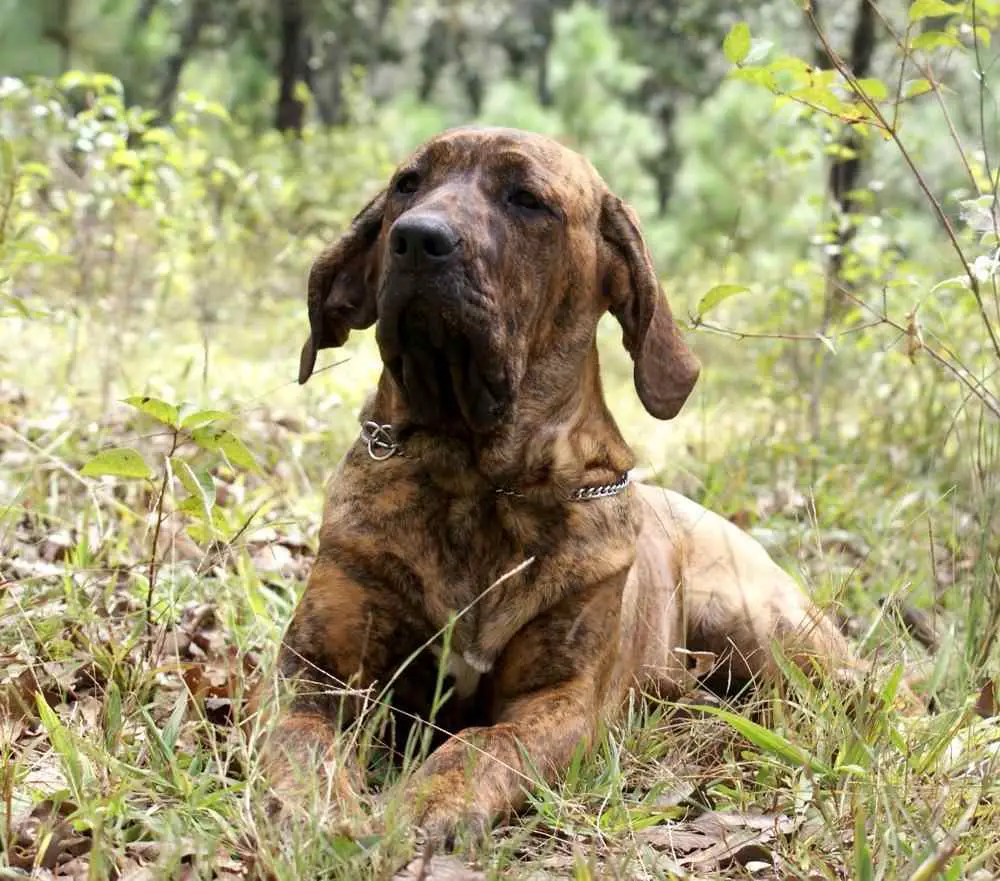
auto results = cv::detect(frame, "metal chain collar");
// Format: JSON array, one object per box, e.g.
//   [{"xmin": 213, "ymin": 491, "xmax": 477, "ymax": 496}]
[{"xmin": 360, "ymin": 421, "xmax": 631, "ymax": 502}]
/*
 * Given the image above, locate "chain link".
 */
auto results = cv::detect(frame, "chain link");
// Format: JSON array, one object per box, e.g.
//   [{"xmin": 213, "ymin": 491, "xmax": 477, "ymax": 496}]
[
  {"xmin": 361, "ymin": 421, "xmax": 402, "ymax": 461},
  {"xmin": 358, "ymin": 422, "xmax": 631, "ymax": 501}
]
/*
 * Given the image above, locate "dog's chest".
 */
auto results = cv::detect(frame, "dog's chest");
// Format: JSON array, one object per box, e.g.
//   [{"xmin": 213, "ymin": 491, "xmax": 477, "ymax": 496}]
[
  {"xmin": 417, "ymin": 492, "xmax": 638, "ymax": 673},
  {"xmin": 332, "ymin": 463, "xmax": 638, "ymax": 694}
]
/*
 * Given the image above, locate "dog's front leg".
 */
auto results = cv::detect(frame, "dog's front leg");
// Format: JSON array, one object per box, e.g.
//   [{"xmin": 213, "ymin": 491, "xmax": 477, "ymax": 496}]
[
  {"xmin": 405, "ymin": 574, "xmax": 623, "ymax": 847},
  {"xmin": 258, "ymin": 558, "xmax": 408, "ymax": 817}
]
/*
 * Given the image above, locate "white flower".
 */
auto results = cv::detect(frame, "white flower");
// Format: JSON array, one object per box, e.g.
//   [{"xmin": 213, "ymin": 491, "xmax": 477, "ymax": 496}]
[
  {"xmin": 972, "ymin": 252, "xmax": 999, "ymax": 282},
  {"xmin": 0, "ymin": 77, "xmax": 24, "ymax": 99}
]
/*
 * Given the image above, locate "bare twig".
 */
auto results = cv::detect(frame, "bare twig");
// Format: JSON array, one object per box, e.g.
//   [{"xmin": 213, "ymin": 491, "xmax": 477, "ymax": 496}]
[{"xmin": 691, "ymin": 317, "xmax": 882, "ymax": 343}]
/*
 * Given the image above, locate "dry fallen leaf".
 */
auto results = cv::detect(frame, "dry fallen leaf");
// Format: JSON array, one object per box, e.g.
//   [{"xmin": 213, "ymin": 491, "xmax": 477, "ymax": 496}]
[
  {"xmin": 393, "ymin": 855, "xmax": 485, "ymax": 881},
  {"xmin": 639, "ymin": 810, "xmax": 800, "ymax": 873},
  {"xmin": 8, "ymin": 800, "xmax": 91, "ymax": 872},
  {"xmin": 975, "ymin": 678, "xmax": 997, "ymax": 718}
]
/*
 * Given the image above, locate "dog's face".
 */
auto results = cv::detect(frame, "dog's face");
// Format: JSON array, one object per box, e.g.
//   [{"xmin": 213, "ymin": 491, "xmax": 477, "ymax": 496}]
[{"xmin": 298, "ymin": 127, "xmax": 699, "ymax": 432}]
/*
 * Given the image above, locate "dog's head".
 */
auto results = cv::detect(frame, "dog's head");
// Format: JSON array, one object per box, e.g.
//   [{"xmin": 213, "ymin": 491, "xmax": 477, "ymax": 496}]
[{"xmin": 298, "ymin": 127, "xmax": 699, "ymax": 432}]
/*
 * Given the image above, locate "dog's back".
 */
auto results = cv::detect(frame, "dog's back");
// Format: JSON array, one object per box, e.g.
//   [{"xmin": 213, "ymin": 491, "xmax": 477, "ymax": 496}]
[{"xmin": 612, "ymin": 484, "xmax": 852, "ymax": 707}]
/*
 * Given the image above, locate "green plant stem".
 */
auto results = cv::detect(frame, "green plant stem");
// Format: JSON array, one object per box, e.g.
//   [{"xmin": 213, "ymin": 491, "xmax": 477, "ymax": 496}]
[{"xmin": 144, "ymin": 429, "xmax": 180, "ymax": 660}]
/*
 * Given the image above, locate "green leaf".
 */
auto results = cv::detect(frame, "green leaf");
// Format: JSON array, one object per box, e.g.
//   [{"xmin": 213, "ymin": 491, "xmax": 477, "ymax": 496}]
[
  {"xmin": 82, "ymin": 448, "xmax": 153, "ymax": 480},
  {"xmin": 329, "ymin": 836, "xmax": 365, "ymax": 859},
  {"xmin": 854, "ymin": 807, "xmax": 874, "ymax": 881},
  {"xmin": 723, "ymin": 22, "xmax": 752, "ymax": 65},
  {"xmin": 904, "ymin": 78, "xmax": 934, "ymax": 98},
  {"xmin": 696, "ymin": 284, "xmax": 749, "ymax": 319},
  {"xmin": 104, "ymin": 681, "xmax": 123, "ymax": 751},
  {"xmin": 695, "ymin": 704, "xmax": 832, "ymax": 775},
  {"xmin": 179, "ymin": 408, "xmax": 231, "ymax": 430},
  {"xmin": 909, "ymin": 0, "xmax": 961, "ymax": 21},
  {"xmin": 0, "ymin": 292, "xmax": 36, "ymax": 319},
  {"xmin": 110, "ymin": 149, "xmax": 140, "ymax": 171},
  {"xmin": 853, "ymin": 78, "xmax": 888, "ymax": 102},
  {"xmin": 124, "ymin": 395, "xmax": 179, "ymax": 427},
  {"xmin": 729, "ymin": 66, "xmax": 777, "ymax": 91},
  {"xmin": 0, "ymin": 136, "xmax": 13, "ymax": 179},
  {"xmin": 192, "ymin": 427, "xmax": 257, "ymax": 472},
  {"xmin": 880, "ymin": 662, "xmax": 905, "ymax": 709},
  {"xmin": 171, "ymin": 458, "xmax": 216, "ymax": 520},
  {"xmin": 911, "ymin": 30, "xmax": 960, "ymax": 51},
  {"xmin": 19, "ymin": 161, "xmax": 51, "ymax": 181},
  {"xmin": 161, "ymin": 691, "xmax": 188, "ymax": 753},
  {"xmin": 179, "ymin": 496, "xmax": 228, "ymax": 536},
  {"xmin": 744, "ymin": 38, "xmax": 774, "ymax": 65},
  {"xmin": 37, "ymin": 694, "xmax": 85, "ymax": 796},
  {"xmin": 930, "ymin": 275, "xmax": 968, "ymax": 294}
]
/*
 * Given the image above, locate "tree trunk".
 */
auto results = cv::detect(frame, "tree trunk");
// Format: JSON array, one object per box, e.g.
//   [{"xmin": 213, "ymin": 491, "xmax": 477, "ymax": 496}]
[
  {"xmin": 455, "ymin": 44, "xmax": 484, "ymax": 115},
  {"xmin": 532, "ymin": 3, "xmax": 555, "ymax": 107},
  {"xmin": 42, "ymin": 0, "xmax": 73, "ymax": 73},
  {"xmin": 809, "ymin": 0, "xmax": 879, "ymax": 440},
  {"xmin": 647, "ymin": 104, "xmax": 679, "ymax": 216},
  {"xmin": 419, "ymin": 19, "xmax": 450, "ymax": 103},
  {"xmin": 133, "ymin": 0, "xmax": 160, "ymax": 30},
  {"xmin": 362, "ymin": 0, "xmax": 395, "ymax": 96},
  {"xmin": 275, "ymin": 0, "xmax": 309, "ymax": 133},
  {"xmin": 305, "ymin": 35, "xmax": 347, "ymax": 127},
  {"xmin": 156, "ymin": 0, "xmax": 211, "ymax": 118},
  {"xmin": 815, "ymin": 0, "xmax": 877, "ymax": 310}
]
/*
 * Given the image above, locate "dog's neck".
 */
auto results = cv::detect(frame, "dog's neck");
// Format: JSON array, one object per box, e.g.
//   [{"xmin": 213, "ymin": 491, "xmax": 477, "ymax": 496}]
[{"xmin": 361, "ymin": 342, "xmax": 635, "ymax": 496}]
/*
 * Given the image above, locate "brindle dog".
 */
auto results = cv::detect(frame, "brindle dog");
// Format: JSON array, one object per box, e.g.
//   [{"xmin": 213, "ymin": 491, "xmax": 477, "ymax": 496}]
[{"xmin": 267, "ymin": 126, "xmax": 854, "ymax": 846}]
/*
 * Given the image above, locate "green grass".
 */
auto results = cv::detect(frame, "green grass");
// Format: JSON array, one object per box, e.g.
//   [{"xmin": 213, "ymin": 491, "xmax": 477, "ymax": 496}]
[{"xmin": 2, "ymin": 295, "xmax": 999, "ymax": 880}]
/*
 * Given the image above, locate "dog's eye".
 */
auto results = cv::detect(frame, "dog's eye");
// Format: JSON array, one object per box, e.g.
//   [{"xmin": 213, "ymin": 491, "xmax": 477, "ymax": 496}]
[
  {"xmin": 395, "ymin": 172, "xmax": 421, "ymax": 195},
  {"xmin": 509, "ymin": 188, "xmax": 546, "ymax": 212}
]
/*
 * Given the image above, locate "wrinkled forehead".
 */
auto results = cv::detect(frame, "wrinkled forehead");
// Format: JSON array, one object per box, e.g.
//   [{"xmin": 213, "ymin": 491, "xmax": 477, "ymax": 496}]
[{"xmin": 401, "ymin": 127, "xmax": 602, "ymax": 214}]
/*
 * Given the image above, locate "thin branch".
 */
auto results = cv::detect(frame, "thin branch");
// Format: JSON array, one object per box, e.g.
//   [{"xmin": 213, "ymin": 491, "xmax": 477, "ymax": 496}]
[
  {"xmin": 806, "ymin": 6, "xmax": 1000, "ymax": 364},
  {"xmin": 690, "ymin": 318, "xmax": 883, "ymax": 342},
  {"xmin": 144, "ymin": 429, "xmax": 180, "ymax": 660},
  {"xmin": 971, "ymin": 0, "xmax": 1000, "ymax": 335},
  {"xmin": 841, "ymin": 287, "xmax": 1000, "ymax": 417},
  {"xmin": 972, "ymin": 0, "xmax": 999, "ymax": 234}
]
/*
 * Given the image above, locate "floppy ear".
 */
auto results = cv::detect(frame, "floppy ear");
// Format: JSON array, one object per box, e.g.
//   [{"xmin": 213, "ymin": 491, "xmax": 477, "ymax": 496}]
[
  {"xmin": 599, "ymin": 193, "xmax": 700, "ymax": 419},
  {"xmin": 298, "ymin": 190, "xmax": 387, "ymax": 384}
]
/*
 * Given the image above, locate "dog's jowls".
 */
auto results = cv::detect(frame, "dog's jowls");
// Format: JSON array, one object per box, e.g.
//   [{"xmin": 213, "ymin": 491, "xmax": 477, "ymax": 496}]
[{"xmin": 262, "ymin": 126, "xmax": 856, "ymax": 846}]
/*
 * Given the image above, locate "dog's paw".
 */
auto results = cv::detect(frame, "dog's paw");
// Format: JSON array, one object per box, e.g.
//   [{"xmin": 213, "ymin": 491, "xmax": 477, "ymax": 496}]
[
  {"xmin": 400, "ymin": 781, "xmax": 493, "ymax": 852},
  {"xmin": 261, "ymin": 760, "xmax": 372, "ymax": 841},
  {"xmin": 417, "ymin": 804, "xmax": 491, "ymax": 852}
]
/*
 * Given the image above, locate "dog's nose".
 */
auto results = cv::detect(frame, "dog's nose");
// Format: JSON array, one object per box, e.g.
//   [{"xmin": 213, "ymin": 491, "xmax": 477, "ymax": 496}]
[{"xmin": 389, "ymin": 215, "xmax": 460, "ymax": 269}]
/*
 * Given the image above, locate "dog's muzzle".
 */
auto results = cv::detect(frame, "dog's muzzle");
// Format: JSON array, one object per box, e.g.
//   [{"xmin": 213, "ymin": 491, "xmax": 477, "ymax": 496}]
[{"xmin": 376, "ymin": 215, "xmax": 511, "ymax": 433}]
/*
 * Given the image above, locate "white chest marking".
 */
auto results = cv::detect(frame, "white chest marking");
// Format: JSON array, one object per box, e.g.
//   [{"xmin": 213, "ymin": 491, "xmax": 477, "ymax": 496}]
[{"xmin": 430, "ymin": 646, "xmax": 493, "ymax": 698}]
